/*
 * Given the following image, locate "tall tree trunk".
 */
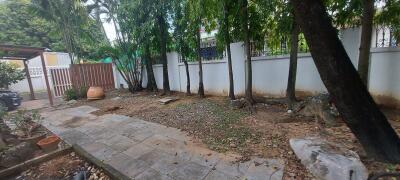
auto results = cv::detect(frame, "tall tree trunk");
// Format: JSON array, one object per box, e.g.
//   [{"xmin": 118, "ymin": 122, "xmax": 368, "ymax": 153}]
[
  {"xmin": 224, "ymin": 1, "xmax": 235, "ymax": 100},
  {"xmin": 158, "ymin": 13, "xmax": 170, "ymax": 95},
  {"xmin": 286, "ymin": 20, "xmax": 300, "ymax": 110},
  {"xmin": 357, "ymin": 0, "xmax": 375, "ymax": 86},
  {"xmin": 197, "ymin": 21, "xmax": 205, "ymax": 98},
  {"xmin": 182, "ymin": 55, "xmax": 191, "ymax": 95},
  {"xmin": 242, "ymin": 0, "xmax": 254, "ymax": 104},
  {"xmin": 145, "ymin": 44, "xmax": 157, "ymax": 92},
  {"xmin": 291, "ymin": 0, "xmax": 400, "ymax": 163}
]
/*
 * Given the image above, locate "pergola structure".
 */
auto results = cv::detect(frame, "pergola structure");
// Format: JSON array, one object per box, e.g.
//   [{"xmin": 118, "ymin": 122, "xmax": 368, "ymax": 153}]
[{"xmin": 0, "ymin": 45, "xmax": 53, "ymax": 106}]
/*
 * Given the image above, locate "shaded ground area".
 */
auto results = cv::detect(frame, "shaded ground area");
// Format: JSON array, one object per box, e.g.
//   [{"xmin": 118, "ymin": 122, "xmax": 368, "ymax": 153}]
[
  {"xmin": 10, "ymin": 152, "xmax": 110, "ymax": 180},
  {"xmin": 76, "ymin": 90, "xmax": 400, "ymax": 179}
]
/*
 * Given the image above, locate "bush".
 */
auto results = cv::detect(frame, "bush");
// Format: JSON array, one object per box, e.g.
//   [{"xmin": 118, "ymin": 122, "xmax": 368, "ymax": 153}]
[
  {"xmin": 64, "ymin": 86, "xmax": 88, "ymax": 101},
  {"xmin": 0, "ymin": 62, "xmax": 24, "ymax": 89},
  {"xmin": 6, "ymin": 110, "xmax": 42, "ymax": 137},
  {"xmin": 78, "ymin": 86, "xmax": 88, "ymax": 99},
  {"xmin": 64, "ymin": 88, "xmax": 78, "ymax": 101}
]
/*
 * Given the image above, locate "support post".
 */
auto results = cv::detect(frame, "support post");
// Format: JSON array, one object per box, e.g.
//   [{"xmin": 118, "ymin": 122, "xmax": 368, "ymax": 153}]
[
  {"xmin": 40, "ymin": 52, "xmax": 53, "ymax": 106},
  {"xmin": 23, "ymin": 60, "xmax": 35, "ymax": 100}
]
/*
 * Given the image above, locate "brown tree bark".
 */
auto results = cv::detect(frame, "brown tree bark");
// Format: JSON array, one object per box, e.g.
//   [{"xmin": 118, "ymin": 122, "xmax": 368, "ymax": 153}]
[
  {"xmin": 158, "ymin": 13, "xmax": 170, "ymax": 95},
  {"xmin": 358, "ymin": 0, "xmax": 375, "ymax": 86},
  {"xmin": 286, "ymin": 20, "xmax": 300, "ymax": 110},
  {"xmin": 291, "ymin": 0, "xmax": 400, "ymax": 162},
  {"xmin": 224, "ymin": 1, "xmax": 235, "ymax": 100},
  {"xmin": 182, "ymin": 55, "xmax": 191, "ymax": 95},
  {"xmin": 197, "ymin": 20, "xmax": 205, "ymax": 98},
  {"xmin": 242, "ymin": 0, "xmax": 254, "ymax": 104},
  {"xmin": 144, "ymin": 44, "xmax": 157, "ymax": 92}
]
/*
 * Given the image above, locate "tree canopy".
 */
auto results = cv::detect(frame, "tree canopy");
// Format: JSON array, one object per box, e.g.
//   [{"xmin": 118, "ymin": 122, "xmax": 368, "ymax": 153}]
[{"xmin": 0, "ymin": 0, "xmax": 64, "ymax": 51}]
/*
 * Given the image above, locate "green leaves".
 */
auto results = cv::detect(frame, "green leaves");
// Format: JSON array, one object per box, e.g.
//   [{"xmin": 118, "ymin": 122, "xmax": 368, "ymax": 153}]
[
  {"xmin": 0, "ymin": 0, "xmax": 62, "ymax": 50},
  {"xmin": 31, "ymin": 0, "xmax": 109, "ymax": 62},
  {"xmin": 0, "ymin": 62, "xmax": 25, "ymax": 89}
]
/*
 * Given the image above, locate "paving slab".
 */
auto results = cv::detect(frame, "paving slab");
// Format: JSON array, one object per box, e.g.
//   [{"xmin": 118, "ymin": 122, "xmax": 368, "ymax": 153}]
[
  {"xmin": 170, "ymin": 161, "xmax": 211, "ymax": 180},
  {"xmin": 40, "ymin": 106, "xmax": 284, "ymax": 180}
]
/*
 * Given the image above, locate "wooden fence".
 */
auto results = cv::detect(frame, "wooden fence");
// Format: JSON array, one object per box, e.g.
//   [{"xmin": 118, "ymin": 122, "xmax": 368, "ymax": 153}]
[
  {"xmin": 50, "ymin": 63, "xmax": 115, "ymax": 97},
  {"xmin": 69, "ymin": 63, "xmax": 115, "ymax": 91},
  {"xmin": 50, "ymin": 67, "xmax": 73, "ymax": 97}
]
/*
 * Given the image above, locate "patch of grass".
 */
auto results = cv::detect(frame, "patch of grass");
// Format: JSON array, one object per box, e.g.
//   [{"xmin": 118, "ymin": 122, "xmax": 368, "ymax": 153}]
[{"xmin": 202, "ymin": 100, "xmax": 260, "ymax": 152}]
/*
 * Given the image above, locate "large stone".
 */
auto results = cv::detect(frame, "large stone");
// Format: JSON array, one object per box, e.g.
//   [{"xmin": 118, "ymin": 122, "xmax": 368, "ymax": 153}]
[
  {"xmin": 159, "ymin": 97, "xmax": 178, "ymax": 105},
  {"xmin": 289, "ymin": 137, "xmax": 368, "ymax": 180}
]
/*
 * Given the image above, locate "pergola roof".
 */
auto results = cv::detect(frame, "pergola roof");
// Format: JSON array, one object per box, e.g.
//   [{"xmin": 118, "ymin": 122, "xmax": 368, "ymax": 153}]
[
  {"xmin": 0, "ymin": 44, "xmax": 54, "ymax": 106},
  {"xmin": 0, "ymin": 44, "xmax": 50, "ymax": 60}
]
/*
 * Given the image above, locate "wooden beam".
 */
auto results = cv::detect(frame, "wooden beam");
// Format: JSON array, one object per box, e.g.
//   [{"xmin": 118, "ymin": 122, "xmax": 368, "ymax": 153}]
[
  {"xmin": 0, "ymin": 46, "xmax": 45, "ymax": 53},
  {"xmin": 40, "ymin": 52, "xmax": 53, "ymax": 106},
  {"xmin": 23, "ymin": 61, "xmax": 35, "ymax": 100}
]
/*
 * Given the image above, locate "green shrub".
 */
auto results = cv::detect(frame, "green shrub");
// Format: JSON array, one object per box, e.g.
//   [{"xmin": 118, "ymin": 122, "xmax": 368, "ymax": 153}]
[
  {"xmin": 64, "ymin": 86, "xmax": 88, "ymax": 101},
  {"xmin": 78, "ymin": 86, "xmax": 88, "ymax": 99},
  {"xmin": 6, "ymin": 109, "xmax": 42, "ymax": 137},
  {"xmin": 64, "ymin": 88, "xmax": 78, "ymax": 101},
  {"xmin": 0, "ymin": 62, "xmax": 24, "ymax": 89}
]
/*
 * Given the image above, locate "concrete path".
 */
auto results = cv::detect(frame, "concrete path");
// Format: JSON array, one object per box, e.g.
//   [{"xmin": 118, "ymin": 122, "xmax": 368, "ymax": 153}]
[{"xmin": 40, "ymin": 106, "xmax": 284, "ymax": 180}]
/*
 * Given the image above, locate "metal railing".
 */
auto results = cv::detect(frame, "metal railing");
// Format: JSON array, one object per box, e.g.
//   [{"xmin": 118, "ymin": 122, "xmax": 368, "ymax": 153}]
[
  {"xmin": 375, "ymin": 25, "xmax": 399, "ymax": 48},
  {"xmin": 250, "ymin": 35, "xmax": 309, "ymax": 57}
]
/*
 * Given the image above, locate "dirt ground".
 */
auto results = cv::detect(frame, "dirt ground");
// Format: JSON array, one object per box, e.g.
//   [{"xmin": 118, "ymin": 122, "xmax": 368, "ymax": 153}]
[
  {"xmin": 75, "ymin": 89, "xmax": 400, "ymax": 179},
  {"xmin": 11, "ymin": 152, "xmax": 110, "ymax": 180}
]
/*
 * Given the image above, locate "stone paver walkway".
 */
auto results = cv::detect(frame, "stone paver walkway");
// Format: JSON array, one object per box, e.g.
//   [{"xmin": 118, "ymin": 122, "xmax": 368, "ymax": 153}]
[{"xmin": 40, "ymin": 106, "xmax": 284, "ymax": 180}]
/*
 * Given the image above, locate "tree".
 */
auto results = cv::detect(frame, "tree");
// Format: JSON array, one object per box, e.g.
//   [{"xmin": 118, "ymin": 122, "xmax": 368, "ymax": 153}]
[
  {"xmin": 96, "ymin": 0, "xmax": 144, "ymax": 92},
  {"xmin": 286, "ymin": 19, "xmax": 300, "ymax": 110},
  {"xmin": 214, "ymin": 0, "xmax": 236, "ymax": 100},
  {"xmin": 0, "ymin": 62, "xmax": 24, "ymax": 89},
  {"xmin": 196, "ymin": 19, "xmax": 205, "ymax": 98},
  {"xmin": 291, "ymin": 0, "xmax": 400, "ymax": 162},
  {"xmin": 187, "ymin": 0, "xmax": 206, "ymax": 98},
  {"xmin": 223, "ymin": 0, "xmax": 235, "ymax": 100},
  {"xmin": 32, "ymin": 0, "xmax": 107, "ymax": 63},
  {"xmin": 375, "ymin": 0, "xmax": 400, "ymax": 46},
  {"xmin": 357, "ymin": 0, "xmax": 375, "ymax": 86},
  {"xmin": 155, "ymin": 0, "xmax": 172, "ymax": 95},
  {"xmin": 241, "ymin": 0, "xmax": 254, "ymax": 104},
  {"xmin": 0, "ymin": 0, "xmax": 64, "ymax": 50},
  {"xmin": 265, "ymin": 0, "xmax": 300, "ymax": 109},
  {"xmin": 173, "ymin": 0, "xmax": 191, "ymax": 95}
]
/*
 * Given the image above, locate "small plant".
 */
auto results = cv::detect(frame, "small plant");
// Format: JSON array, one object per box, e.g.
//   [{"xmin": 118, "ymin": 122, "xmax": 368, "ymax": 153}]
[
  {"xmin": 64, "ymin": 86, "xmax": 88, "ymax": 101},
  {"xmin": 64, "ymin": 88, "xmax": 78, "ymax": 101},
  {"xmin": 6, "ymin": 110, "xmax": 42, "ymax": 138},
  {"xmin": 78, "ymin": 86, "xmax": 88, "ymax": 99}
]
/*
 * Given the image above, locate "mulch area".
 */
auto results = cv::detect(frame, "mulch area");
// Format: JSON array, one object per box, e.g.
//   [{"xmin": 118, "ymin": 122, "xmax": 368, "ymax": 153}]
[
  {"xmin": 10, "ymin": 152, "xmax": 110, "ymax": 180},
  {"xmin": 76, "ymin": 89, "xmax": 400, "ymax": 179}
]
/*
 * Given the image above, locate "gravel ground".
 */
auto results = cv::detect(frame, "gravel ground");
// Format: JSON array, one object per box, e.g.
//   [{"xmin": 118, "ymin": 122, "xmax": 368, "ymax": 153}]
[{"xmin": 75, "ymin": 89, "xmax": 400, "ymax": 179}]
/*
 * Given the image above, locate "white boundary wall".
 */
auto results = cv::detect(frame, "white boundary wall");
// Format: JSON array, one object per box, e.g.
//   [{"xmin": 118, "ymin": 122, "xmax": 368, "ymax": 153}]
[
  {"xmin": 8, "ymin": 52, "xmax": 71, "ymax": 93},
  {"xmin": 113, "ymin": 27, "xmax": 400, "ymax": 107}
]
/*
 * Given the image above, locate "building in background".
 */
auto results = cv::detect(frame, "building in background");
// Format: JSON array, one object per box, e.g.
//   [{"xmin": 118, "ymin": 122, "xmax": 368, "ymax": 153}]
[{"xmin": 1, "ymin": 52, "xmax": 71, "ymax": 94}]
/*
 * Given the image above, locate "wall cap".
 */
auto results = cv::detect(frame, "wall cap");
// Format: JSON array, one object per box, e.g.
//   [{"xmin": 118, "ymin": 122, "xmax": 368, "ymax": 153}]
[
  {"xmin": 251, "ymin": 53, "xmax": 312, "ymax": 61},
  {"xmin": 371, "ymin": 47, "xmax": 400, "ymax": 53}
]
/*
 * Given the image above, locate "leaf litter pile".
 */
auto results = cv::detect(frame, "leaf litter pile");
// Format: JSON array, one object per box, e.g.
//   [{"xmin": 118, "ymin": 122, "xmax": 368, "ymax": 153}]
[{"xmin": 77, "ymin": 90, "xmax": 400, "ymax": 179}]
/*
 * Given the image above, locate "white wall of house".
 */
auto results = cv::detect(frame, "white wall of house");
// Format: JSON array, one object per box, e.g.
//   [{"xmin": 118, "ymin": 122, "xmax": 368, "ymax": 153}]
[
  {"xmin": 114, "ymin": 27, "xmax": 400, "ymax": 107},
  {"xmin": 8, "ymin": 52, "xmax": 71, "ymax": 94}
]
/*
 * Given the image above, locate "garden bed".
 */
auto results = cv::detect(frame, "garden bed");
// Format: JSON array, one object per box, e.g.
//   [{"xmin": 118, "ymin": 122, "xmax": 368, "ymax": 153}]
[
  {"xmin": 75, "ymin": 89, "xmax": 400, "ymax": 179},
  {"xmin": 0, "ymin": 106, "xmax": 111, "ymax": 180},
  {"xmin": 8, "ymin": 151, "xmax": 110, "ymax": 180}
]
